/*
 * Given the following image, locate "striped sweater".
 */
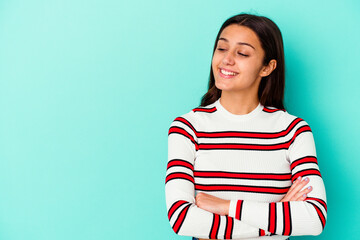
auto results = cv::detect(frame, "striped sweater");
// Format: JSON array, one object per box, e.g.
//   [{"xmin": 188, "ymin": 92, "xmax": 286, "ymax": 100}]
[{"xmin": 165, "ymin": 98, "xmax": 327, "ymax": 240}]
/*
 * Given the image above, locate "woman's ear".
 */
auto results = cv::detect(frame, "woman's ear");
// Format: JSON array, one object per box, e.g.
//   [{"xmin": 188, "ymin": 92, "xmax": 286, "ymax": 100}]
[{"xmin": 260, "ymin": 59, "xmax": 277, "ymax": 77}]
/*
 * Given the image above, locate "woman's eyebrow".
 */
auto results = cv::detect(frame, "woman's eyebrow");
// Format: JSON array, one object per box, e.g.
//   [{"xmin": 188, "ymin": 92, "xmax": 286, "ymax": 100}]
[{"xmin": 218, "ymin": 37, "xmax": 255, "ymax": 50}]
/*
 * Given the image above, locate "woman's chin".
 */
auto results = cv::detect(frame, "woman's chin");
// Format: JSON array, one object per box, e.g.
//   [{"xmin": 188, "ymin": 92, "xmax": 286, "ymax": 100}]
[{"xmin": 215, "ymin": 82, "xmax": 235, "ymax": 91}]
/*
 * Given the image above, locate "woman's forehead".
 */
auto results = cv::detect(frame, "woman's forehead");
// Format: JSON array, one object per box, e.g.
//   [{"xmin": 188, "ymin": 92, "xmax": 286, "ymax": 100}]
[{"xmin": 218, "ymin": 25, "xmax": 260, "ymax": 50}]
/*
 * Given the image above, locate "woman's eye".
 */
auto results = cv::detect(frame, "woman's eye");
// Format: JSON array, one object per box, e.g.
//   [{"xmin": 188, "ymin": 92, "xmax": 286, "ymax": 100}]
[
  {"xmin": 238, "ymin": 52, "xmax": 248, "ymax": 57},
  {"xmin": 217, "ymin": 48, "xmax": 248, "ymax": 57}
]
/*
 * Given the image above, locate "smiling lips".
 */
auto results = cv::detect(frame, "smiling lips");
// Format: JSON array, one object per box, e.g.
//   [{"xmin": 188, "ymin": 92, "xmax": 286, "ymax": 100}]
[{"xmin": 219, "ymin": 68, "xmax": 238, "ymax": 79}]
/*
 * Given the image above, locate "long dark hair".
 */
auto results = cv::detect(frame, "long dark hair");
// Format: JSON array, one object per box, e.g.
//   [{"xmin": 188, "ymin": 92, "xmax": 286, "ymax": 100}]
[{"xmin": 200, "ymin": 13, "xmax": 285, "ymax": 109}]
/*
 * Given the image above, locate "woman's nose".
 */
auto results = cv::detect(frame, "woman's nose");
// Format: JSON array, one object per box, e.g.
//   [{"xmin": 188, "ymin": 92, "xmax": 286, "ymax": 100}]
[{"xmin": 222, "ymin": 52, "xmax": 235, "ymax": 65}]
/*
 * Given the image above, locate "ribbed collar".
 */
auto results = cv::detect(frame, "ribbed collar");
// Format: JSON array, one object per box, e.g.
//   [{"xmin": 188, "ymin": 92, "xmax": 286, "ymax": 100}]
[{"xmin": 214, "ymin": 98, "xmax": 264, "ymax": 121}]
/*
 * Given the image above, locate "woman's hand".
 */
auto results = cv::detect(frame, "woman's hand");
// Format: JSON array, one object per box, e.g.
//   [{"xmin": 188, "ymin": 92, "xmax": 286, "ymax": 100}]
[
  {"xmin": 195, "ymin": 192, "xmax": 230, "ymax": 216},
  {"xmin": 195, "ymin": 176, "xmax": 312, "ymax": 216},
  {"xmin": 280, "ymin": 176, "xmax": 312, "ymax": 202}
]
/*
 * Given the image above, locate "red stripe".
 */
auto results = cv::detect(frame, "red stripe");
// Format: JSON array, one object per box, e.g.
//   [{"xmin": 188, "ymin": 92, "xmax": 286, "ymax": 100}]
[
  {"xmin": 168, "ymin": 200, "xmax": 187, "ymax": 220},
  {"xmin": 268, "ymin": 202, "xmax": 276, "ymax": 233},
  {"xmin": 210, "ymin": 214, "xmax": 220, "ymax": 239},
  {"xmin": 260, "ymin": 229, "xmax": 266, "ymax": 236},
  {"xmin": 235, "ymin": 200, "xmax": 243, "ymax": 220},
  {"xmin": 194, "ymin": 171, "xmax": 291, "ymax": 181},
  {"xmin": 199, "ymin": 142, "xmax": 288, "ymax": 150},
  {"xmin": 172, "ymin": 204, "xmax": 191, "ymax": 233},
  {"xmin": 195, "ymin": 184, "xmax": 289, "ymax": 194},
  {"xmin": 197, "ymin": 131, "xmax": 285, "ymax": 138},
  {"xmin": 308, "ymin": 202, "xmax": 326, "ymax": 229},
  {"xmin": 167, "ymin": 159, "xmax": 193, "ymax": 171},
  {"xmin": 192, "ymin": 107, "xmax": 217, "ymax": 113},
  {"xmin": 283, "ymin": 202, "xmax": 291, "ymax": 235},
  {"xmin": 306, "ymin": 197, "xmax": 327, "ymax": 211},
  {"xmin": 197, "ymin": 118, "xmax": 302, "ymax": 139},
  {"xmin": 225, "ymin": 216, "xmax": 233, "ymax": 239},
  {"xmin": 290, "ymin": 156, "xmax": 318, "ymax": 171},
  {"xmin": 291, "ymin": 169, "xmax": 322, "ymax": 182},
  {"xmin": 168, "ymin": 126, "xmax": 199, "ymax": 150},
  {"xmin": 263, "ymin": 107, "xmax": 286, "ymax": 112},
  {"xmin": 174, "ymin": 117, "xmax": 197, "ymax": 135},
  {"xmin": 172, "ymin": 117, "xmax": 305, "ymax": 141},
  {"xmin": 194, "ymin": 125, "xmax": 310, "ymax": 151},
  {"xmin": 287, "ymin": 125, "xmax": 312, "ymax": 147},
  {"xmin": 168, "ymin": 126, "xmax": 196, "ymax": 143},
  {"xmin": 166, "ymin": 172, "xmax": 194, "ymax": 184}
]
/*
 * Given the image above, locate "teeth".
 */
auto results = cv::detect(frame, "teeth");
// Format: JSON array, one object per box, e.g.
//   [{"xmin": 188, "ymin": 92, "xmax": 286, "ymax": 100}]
[{"xmin": 220, "ymin": 69, "xmax": 237, "ymax": 76}]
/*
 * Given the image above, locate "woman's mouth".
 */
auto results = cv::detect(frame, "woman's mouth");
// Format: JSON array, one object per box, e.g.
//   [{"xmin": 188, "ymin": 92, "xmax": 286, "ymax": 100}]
[{"xmin": 219, "ymin": 68, "xmax": 238, "ymax": 79}]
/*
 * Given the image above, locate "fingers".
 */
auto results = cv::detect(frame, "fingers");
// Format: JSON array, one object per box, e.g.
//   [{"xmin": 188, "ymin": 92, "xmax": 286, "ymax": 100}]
[
  {"xmin": 293, "ymin": 185, "xmax": 313, "ymax": 201},
  {"xmin": 292, "ymin": 176, "xmax": 310, "ymax": 194},
  {"xmin": 195, "ymin": 192, "xmax": 211, "ymax": 205},
  {"xmin": 287, "ymin": 176, "xmax": 302, "ymax": 193},
  {"xmin": 283, "ymin": 176, "xmax": 311, "ymax": 201},
  {"xmin": 195, "ymin": 192, "xmax": 205, "ymax": 204}
]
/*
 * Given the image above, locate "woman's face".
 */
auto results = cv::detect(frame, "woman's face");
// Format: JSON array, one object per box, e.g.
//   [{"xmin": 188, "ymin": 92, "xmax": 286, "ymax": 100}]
[{"xmin": 212, "ymin": 24, "xmax": 270, "ymax": 95}]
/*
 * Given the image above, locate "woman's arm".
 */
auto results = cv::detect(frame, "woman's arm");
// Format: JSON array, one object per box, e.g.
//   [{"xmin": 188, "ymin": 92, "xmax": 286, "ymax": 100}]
[
  {"xmin": 165, "ymin": 115, "xmax": 269, "ymax": 239},
  {"xmin": 225, "ymin": 121, "xmax": 327, "ymax": 236}
]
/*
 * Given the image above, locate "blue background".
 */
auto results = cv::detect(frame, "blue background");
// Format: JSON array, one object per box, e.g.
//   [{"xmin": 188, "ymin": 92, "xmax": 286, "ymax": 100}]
[{"xmin": 0, "ymin": 0, "xmax": 359, "ymax": 239}]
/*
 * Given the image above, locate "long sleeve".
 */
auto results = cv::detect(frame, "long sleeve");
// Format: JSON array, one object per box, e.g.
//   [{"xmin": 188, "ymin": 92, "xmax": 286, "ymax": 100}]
[
  {"xmin": 165, "ymin": 115, "xmax": 266, "ymax": 239},
  {"xmin": 228, "ymin": 120, "xmax": 327, "ymax": 236}
]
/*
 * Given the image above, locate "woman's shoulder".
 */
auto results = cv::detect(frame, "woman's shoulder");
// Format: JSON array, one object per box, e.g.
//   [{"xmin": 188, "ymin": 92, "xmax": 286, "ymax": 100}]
[
  {"xmin": 191, "ymin": 101, "xmax": 217, "ymax": 114},
  {"xmin": 173, "ymin": 101, "xmax": 217, "ymax": 120},
  {"xmin": 168, "ymin": 101, "xmax": 217, "ymax": 131},
  {"xmin": 262, "ymin": 105, "xmax": 312, "ymax": 129}
]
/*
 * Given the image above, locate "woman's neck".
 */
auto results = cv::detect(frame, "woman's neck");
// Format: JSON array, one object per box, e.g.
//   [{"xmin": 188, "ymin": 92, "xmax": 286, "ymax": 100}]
[{"xmin": 219, "ymin": 92, "xmax": 260, "ymax": 115}]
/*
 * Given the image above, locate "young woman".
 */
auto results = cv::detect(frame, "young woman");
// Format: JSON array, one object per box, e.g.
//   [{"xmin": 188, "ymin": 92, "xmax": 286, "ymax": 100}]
[{"xmin": 165, "ymin": 13, "xmax": 327, "ymax": 240}]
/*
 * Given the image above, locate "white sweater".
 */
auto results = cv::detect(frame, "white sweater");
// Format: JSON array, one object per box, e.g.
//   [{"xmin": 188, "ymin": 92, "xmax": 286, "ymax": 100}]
[{"xmin": 165, "ymin": 98, "xmax": 327, "ymax": 240}]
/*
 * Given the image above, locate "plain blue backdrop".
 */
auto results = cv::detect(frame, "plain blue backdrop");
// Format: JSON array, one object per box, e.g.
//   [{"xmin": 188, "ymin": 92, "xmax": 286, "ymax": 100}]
[{"xmin": 0, "ymin": 0, "xmax": 359, "ymax": 239}]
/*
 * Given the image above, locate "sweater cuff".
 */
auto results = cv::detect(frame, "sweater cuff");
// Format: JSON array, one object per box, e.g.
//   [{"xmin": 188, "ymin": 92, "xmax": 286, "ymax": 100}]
[
  {"xmin": 240, "ymin": 200, "xmax": 271, "ymax": 231},
  {"xmin": 229, "ymin": 199, "xmax": 237, "ymax": 218},
  {"xmin": 229, "ymin": 199, "xmax": 244, "ymax": 220}
]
